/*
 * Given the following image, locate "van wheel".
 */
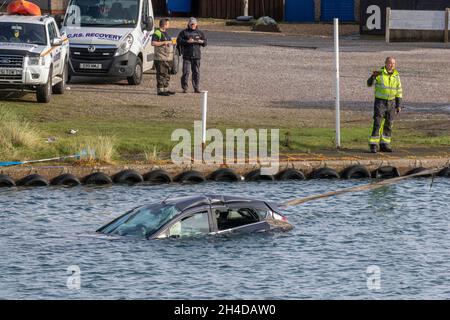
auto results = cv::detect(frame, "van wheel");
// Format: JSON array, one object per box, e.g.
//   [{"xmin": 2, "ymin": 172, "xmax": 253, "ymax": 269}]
[
  {"xmin": 127, "ymin": 57, "xmax": 143, "ymax": 85},
  {"xmin": 36, "ymin": 68, "xmax": 52, "ymax": 103},
  {"xmin": 53, "ymin": 61, "xmax": 67, "ymax": 94}
]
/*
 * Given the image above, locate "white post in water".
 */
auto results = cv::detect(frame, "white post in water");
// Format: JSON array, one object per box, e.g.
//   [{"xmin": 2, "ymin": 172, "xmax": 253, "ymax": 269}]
[
  {"xmin": 201, "ymin": 91, "xmax": 208, "ymax": 155},
  {"xmin": 334, "ymin": 18, "xmax": 341, "ymax": 148}
]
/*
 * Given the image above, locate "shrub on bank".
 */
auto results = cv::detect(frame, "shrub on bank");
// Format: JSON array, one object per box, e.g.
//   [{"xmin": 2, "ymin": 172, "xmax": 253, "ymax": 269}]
[
  {"xmin": 0, "ymin": 108, "xmax": 41, "ymax": 157},
  {"xmin": 75, "ymin": 136, "xmax": 116, "ymax": 164}
]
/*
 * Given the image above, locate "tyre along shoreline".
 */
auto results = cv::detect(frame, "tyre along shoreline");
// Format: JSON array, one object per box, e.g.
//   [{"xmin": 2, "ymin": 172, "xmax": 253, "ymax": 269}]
[{"xmin": 1, "ymin": 157, "xmax": 449, "ymax": 187}]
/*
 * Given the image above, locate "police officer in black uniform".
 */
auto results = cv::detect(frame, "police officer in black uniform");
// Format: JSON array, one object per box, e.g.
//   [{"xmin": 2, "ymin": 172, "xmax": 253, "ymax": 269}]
[{"xmin": 177, "ymin": 17, "xmax": 207, "ymax": 93}]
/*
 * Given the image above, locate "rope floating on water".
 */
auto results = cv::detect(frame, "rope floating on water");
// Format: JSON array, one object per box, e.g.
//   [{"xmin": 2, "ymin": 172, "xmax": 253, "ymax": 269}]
[{"xmin": 282, "ymin": 167, "xmax": 443, "ymax": 207}]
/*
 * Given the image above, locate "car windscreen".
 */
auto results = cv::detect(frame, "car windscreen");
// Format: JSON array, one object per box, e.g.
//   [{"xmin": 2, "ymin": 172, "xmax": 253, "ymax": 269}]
[
  {"xmin": 0, "ymin": 23, "xmax": 47, "ymax": 45},
  {"xmin": 98, "ymin": 204, "xmax": 180, "ymax": 237},
  {"xmin": 65, "ymin": 0, "xmax": 140, "ymax": 27}
]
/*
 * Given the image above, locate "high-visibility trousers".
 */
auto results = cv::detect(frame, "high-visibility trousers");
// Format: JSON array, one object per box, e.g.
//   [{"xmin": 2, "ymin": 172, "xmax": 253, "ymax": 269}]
[{"xmin": 368, "ymin": 98, "xmax": 396, "ymax": 146}]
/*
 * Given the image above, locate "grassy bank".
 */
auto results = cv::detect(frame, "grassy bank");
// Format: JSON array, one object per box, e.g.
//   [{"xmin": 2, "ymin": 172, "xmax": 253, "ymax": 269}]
[{"xmin": 1, "ymin": 96, "xmax": 450, "ymax": 164}]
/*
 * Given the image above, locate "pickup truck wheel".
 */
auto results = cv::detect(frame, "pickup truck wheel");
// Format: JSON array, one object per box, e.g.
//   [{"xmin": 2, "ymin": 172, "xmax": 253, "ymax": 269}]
[
  {"xmin": 36, "ymin": 68, "xmax": 52, "ymax": 103},
  {"xmin": 127, "ymin": 57, "xmax": 143, "ymax": 85},
  {"xmin": 53, "ymin": 62, "xmax": 67, "ymax": 94}
]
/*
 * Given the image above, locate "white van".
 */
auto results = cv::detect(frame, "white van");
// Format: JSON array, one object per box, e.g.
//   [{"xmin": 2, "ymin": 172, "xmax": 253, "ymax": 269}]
[{"xmin": 61, "ymin": 0, "xmax": 154, "ymax": 85}]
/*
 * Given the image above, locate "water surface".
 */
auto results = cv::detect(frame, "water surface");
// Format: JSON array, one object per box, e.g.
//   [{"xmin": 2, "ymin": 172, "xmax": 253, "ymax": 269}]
[{"xmin": 0, "ymin": 179, "xmax": 449, "ymax": 299}]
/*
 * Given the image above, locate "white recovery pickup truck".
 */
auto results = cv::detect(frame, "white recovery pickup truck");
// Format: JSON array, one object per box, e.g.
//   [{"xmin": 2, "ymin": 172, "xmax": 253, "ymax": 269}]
[{"xmin": 0, "ymin": 14, "xmax": 69, "ymax": 103}]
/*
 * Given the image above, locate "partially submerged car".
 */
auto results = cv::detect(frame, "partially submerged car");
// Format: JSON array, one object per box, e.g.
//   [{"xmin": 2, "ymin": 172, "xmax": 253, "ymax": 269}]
[{"xmin": 97, "ymin": 195, "xmax": 293, "ymax": 239}]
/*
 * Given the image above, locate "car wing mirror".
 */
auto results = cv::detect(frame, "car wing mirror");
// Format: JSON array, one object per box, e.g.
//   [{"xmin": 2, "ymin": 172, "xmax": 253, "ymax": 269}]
[
  {"xmin": 51, "ymin": 37, "xmax": 63, "ymax": 47},
  {"xmin": 144, "ymin": 16, "xmax": 154, "ymax": 31}
]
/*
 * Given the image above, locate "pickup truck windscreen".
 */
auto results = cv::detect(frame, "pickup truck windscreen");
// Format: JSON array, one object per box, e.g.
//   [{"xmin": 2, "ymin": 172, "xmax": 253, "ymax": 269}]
[
  {"xmin": 0, "ymin": 23, "xmax": 47, "ymax": 45},
  {"xmin": 65, "ymin": 0, "xmax": 140, "ymax": 27}
]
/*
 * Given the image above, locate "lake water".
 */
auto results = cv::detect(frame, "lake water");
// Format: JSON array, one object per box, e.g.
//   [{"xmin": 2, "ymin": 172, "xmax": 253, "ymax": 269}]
[{"xmin": 0, "ymin": 179, "xmax": 449, "ymax": 299}]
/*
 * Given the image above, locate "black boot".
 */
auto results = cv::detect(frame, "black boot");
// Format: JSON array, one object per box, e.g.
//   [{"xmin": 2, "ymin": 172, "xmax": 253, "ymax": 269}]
[
  {"xmin": 370, "ymin": 145, "xmax": 378, "ymax": 154},
  {"xmin": 380, "ymin": 144, "xmax": 393, "ymax": 152}
]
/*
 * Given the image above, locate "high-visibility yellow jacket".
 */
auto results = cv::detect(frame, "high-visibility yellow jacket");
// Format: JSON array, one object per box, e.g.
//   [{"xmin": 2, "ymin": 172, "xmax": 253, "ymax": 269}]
[
  {"xmin": 152, "ymin": 28, "xmax": 174, "ymax": 62},
  {"xmin": 370, "ymin": 67, "xmax": 403, "ymax": 101}
]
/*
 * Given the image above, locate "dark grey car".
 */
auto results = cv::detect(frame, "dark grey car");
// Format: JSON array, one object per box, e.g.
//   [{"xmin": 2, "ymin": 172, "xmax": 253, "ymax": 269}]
[{"xmin": 97, "ymin": 194, "xmax": 293, "ymax": 239}]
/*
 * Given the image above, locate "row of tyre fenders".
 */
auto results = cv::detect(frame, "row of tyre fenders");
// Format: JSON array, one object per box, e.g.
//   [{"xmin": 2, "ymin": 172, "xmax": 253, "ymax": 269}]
[{"xmin": 0, "ymin": 166, "xmax": 449, "ymax": 188}]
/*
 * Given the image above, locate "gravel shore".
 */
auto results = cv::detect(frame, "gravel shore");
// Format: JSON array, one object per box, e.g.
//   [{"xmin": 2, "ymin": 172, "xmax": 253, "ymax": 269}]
[
  {"xmin": 2, "ymin": 25, "xmax": 449, "ymax": 161},
  {"xmin": 66, "ymin": 28, "xmax": 450, "ymax": 131}
]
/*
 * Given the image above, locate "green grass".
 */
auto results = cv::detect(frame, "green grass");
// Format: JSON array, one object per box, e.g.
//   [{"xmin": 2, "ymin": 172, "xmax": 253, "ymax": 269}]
[
  {"xmin": 37, "ymin": 120, "xmax": 187, "ymax": 158},
  {"xmin": 1, "ymin": 99, "xmax": 450, "ymax": 164}
]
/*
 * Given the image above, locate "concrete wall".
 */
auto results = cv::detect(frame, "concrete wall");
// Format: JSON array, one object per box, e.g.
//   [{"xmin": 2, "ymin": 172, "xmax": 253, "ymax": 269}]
[
  {"xmin": 1, "ymin": 158, "xmax": 448, "ymax": 181},
  {"xmin": 390, "ymin": 29, "xmax": 447, "ymax": 42}
]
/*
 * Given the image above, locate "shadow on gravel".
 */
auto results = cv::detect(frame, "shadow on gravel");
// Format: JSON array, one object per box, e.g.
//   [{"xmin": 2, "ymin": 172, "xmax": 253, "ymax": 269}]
[
  {"xmin": 69, "ymin": 76, "xmax": 134, "ymax": 85},
  {"xmin": 68, "ymin": 87, "xmax": 151, "ymax": 95}
]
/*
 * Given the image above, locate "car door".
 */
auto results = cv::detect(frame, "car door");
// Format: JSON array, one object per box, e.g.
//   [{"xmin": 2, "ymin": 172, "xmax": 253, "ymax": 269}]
[
  {"xmin": 152, "ymin": 205, "xmax": 213, "ymax": 239},
  {"xmin": 47, "ymin": 21, "xmax": 63, "ymax": 76}
]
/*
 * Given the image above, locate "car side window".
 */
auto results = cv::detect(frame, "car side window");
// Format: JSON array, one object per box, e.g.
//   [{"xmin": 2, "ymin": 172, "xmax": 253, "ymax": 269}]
[
  {"xmin": 215, "ymin": 207, "xmax": 260, "ymax": 231},
  {"xmin": 52, "ymin": 22, "xmax": 60, "ymax": 38},
  {"xmin": 255, "ymin": 209, "xmax": 271, "ymax": 220},
  {"xmin": 48, "ymin": 22, "xmax": 57, "ymax": 42},
  {"xmin": 168, "ymin": 211, "xmax": 210, "ymax": 238}
]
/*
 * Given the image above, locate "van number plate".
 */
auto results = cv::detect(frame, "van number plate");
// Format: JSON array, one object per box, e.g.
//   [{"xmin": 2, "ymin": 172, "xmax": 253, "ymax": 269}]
[
  {"xmin": 0, "ymin": 69, "xmax": 22, "ymax": 75},
  {"xmin": 80, "ymin": 63, "xmax": 102, "ymax": 69}
]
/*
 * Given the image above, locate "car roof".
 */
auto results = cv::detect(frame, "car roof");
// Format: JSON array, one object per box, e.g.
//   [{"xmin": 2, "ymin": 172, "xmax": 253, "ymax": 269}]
[
  {"xmin": 162, "ymin": 194, "xmax": 270, "ymax": 212},
  {"xmin": 0, "ymin": 14, "xmax": 52, "ymax": 25}
]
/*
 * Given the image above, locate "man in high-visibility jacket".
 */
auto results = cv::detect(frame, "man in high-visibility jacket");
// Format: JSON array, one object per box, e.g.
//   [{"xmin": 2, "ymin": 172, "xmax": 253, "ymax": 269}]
[
  {"xmin": 367, "ymin": 57, "xmax": 403, "ymax": 153},
  {"xmin": 151, "ymin": 18, "xmax": 175, "ymax": 96}
]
